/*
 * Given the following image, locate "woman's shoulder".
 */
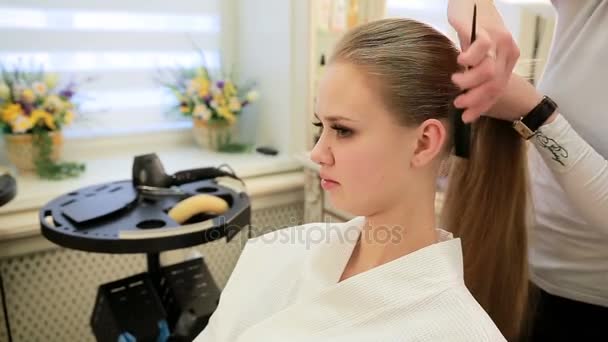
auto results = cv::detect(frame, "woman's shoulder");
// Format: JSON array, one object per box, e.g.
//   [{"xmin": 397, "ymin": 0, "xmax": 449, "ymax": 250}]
[{"xmin": 427, "ymin": 284, "xmax": 506, "ymax": 341}]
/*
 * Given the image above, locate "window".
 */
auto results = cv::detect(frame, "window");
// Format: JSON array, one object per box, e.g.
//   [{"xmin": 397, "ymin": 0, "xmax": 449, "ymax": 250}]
[
  {"xmin": 385, "ymin": 0, "xmax": 458, "ymax": 43},
  {"xmin": 0, "ymin": 0, "xmax": 228, "ymax": 138}
]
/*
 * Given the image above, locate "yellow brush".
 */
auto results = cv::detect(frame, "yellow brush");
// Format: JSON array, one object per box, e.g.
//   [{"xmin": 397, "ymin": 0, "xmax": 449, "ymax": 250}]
[{"xmin": 168, "ymin": 194, "xmax": 229, "ymax": 224}]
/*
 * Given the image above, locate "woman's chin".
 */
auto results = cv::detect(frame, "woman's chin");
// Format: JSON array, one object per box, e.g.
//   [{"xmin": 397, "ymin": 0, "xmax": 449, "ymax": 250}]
[{"xmin": 326, "ymin": 194, "xmax": 360, "ymax": 217}]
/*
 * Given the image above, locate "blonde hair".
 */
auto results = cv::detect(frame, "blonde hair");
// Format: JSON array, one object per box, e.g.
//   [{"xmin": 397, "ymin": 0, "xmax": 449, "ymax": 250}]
[{"xmin": 331, "ymin": 18, "xmax": 529, "ymax": 340}]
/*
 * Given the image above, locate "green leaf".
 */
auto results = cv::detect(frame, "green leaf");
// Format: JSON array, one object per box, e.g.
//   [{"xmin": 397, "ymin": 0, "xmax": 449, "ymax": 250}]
[
  {"xmin": 217, "ymin": 142, "xmax": 253, "ymax": 153},
  {"xmin": 32, "ymin": 127, "xmax": 86, "ymax": 180}
]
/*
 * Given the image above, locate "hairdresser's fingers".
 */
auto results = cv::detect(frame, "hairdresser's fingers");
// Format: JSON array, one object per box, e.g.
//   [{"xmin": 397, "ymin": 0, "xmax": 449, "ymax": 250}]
[
  {"xmin": 457, "ymin": 29, "xmax": 494, "ymax": 67},
  {"xmin": 454, "ymin": 82, "xmax": 501, "ymax": 122},
  {"xmin": 462, "ymin": 103, "xmax": 493, "ymax": 123},
  {"xmin": 448, "ymin": 11, "xmax": 472, "ymax": 51},
  {"xmin": 495, "ymin": 29, "xmax": 520, "ymax": 79},
  {"xmin": 452, "ymin": 55, "xmax": 497, "ymax": 90}
]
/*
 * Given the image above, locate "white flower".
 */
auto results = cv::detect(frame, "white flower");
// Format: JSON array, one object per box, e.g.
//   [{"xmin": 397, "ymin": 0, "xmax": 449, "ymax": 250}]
[
  {"xmin": 246, "ymin": 90, "xmax": 259, "ymax": 102},
  {"xmin": 193, "ymin": 104, "xmax": 212, "ymax": 121},
  {"xmin": 33, "ymin": 81, "xmax": 47, "ymax": 96},
  {"xmin": 44, "ymin": 95, "xmax": 64, "ymax": 112},
  {"xmin": 12, "ymin": 115, "xmax": 33, "ymax": 133}
]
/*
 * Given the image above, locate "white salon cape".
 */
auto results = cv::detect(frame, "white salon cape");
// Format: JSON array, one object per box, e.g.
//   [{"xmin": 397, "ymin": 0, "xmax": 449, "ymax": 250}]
[{"xmin": 195, "ymin": 217, "xmax": 505, "ymax": 341}]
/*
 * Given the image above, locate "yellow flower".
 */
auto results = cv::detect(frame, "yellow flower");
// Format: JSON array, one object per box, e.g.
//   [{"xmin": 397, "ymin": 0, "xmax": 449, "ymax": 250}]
[
  {"xmin": 223, "ymin": 81, "xmax": 237, "ymax": 97},
  {"xmin": 212, "ymin": 92, "xmax": 227, "ymax": 107},
  {"xmin": 217, "ymin": 106, "xmax": 236, "ymax": 125},
  {"xmin": 228, "ymin": 97, "xmax": 242, "ymax": 112},
  {"xmin": 21, "ymin": 89, "xmax": 35, "ymax": 103},
  {"xmin": 64, "ymin": 110, "xmax": 74, "ymax": 125},
  {"xmin": 33, "ymin": 82, "xmax": 47, "ymax": 96},
  {"xmin": 31, "ymin": 109, "xmax": 56, "ymax": 130},
  {"xmin": 198, "ymin": 86, "xmax": 210, "ymax": 98},
  {"xmin": 1, "ymin": 104, "xmax": 23, "ymax": 124},
  {"xmin": 11, "ymin": 114, "xmax": 33, "ymax": 134},
  {"xmin": 44, "ymin": 73, "xmax": 59, "ymax": 90},
  {"xmin": 187, "ymin": 78, "xmax": 211, "ymax": 98},
  {"xmin": 180, "ymin": 105, "xmax": 190, "ymax": 113},
  {"xmin": 0, "ymin": 83, "xmax": 9, "ymax": 100}
]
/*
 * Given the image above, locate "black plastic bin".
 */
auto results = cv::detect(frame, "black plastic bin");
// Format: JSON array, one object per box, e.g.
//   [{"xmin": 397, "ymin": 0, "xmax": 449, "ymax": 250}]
[
  {"xmin": 159, "ymin": 257, "xmax": 221, "ymax": 341},
  {"xmin": 91, "ymin": 272, "xmax": 168, "ymax": 342},
  {"xmin": 91, "ymin": 257, "xmax": 220, "ymax": 341}
]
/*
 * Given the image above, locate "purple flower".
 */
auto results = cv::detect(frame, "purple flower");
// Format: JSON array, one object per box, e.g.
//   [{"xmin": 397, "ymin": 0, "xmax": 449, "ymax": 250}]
[
  {"xmin": 60, "ymin": 89, "xmax": 75, "ymax": 99},
  {"xmin": 204, "ymin": 95, "xmax": 213, "ymax": 102},
  {"xmin": 216, "ymin": 81, "xmax": 224, "ymax": 89},
  {"xmin": 20, "ymin": 102, "xmax": 33, "ymax": 115}
]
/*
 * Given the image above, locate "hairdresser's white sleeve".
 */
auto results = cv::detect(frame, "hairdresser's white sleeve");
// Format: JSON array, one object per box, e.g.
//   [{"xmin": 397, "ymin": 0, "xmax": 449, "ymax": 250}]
[{"xmin": 531, "ymin": 113, "xmax": 608, "ymax": 230}]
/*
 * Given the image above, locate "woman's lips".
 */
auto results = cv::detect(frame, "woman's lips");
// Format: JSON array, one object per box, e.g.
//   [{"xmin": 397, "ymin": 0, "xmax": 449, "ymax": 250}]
[{"xmin": 320, "ymin": 178, "xmax": 340, "ymax": 190}]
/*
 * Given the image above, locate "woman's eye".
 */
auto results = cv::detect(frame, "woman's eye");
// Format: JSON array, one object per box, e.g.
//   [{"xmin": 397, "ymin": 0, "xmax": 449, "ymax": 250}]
[
  {"xmin": 312, "ymin": 121, "xmax": 352, "ymax": 138},
  {"xmin": 332, "ymin": 125, "xmax": 352, "ymax": 137}
]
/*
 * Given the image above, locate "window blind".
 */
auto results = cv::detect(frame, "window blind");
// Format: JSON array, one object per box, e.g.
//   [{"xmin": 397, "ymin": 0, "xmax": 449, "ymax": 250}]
[{"xmin": 0, "ymin": 0, "xmax": 225, "ymax": 137}]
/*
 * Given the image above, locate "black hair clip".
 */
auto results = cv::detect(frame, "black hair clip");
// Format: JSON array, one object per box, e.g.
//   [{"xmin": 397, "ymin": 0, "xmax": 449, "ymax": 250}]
[{"xmin": 452, "ymin": 4, "xmax": 477, "ymax": 159}]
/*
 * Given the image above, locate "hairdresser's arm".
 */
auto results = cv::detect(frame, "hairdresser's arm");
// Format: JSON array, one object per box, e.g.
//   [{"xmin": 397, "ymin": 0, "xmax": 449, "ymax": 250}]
[
  {"xmin": 448, "ymin": 0, "xmax": 519, "ymax": 122},
  {"xmin": 487, "ymin": 74, "xmax": 608, "ymax": 229}
]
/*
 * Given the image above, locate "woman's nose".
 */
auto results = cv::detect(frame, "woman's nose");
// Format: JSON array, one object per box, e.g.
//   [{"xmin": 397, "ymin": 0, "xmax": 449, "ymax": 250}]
[{"xmin": 310, "ymin": 135, "xmax": 334, "ymax": 166}]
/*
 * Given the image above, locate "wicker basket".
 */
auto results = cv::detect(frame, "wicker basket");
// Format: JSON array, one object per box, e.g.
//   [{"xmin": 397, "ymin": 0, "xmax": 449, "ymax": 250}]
[
  {"xmin": 192, "ymin": 118, "xmax": 236, "ymax": 151},
  {"xmin": 3, "ymin": 132, "xmax": 64, "ymax": 171}
]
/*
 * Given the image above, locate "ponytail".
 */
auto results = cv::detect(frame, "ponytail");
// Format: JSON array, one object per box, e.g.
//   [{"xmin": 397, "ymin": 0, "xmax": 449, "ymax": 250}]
[{"xmin": 442, "ymin": 117, "xmax": 530, "ymax": 340}]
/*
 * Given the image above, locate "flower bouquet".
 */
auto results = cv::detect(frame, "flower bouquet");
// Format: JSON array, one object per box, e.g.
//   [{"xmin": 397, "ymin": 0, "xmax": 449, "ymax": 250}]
[
  {"xmin": 159, "ymin": 62, "xmax": 259, "ymax": 153},
  {"xmin": 0, "ymin": 64, "xmax": 86, "ymax": 179}
]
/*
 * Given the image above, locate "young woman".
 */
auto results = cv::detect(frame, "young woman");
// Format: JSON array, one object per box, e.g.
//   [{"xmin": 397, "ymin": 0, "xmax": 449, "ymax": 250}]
[{"xmin": 195, "ymin": 18, "xmax": 529, "ymax": 341}]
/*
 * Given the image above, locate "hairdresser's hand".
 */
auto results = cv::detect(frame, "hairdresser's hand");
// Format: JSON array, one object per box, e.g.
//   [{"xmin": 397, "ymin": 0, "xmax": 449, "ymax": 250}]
[
  {"xmin": 488, "ymin": 73, "xmax": 557, "ymax": 124},
  {"xmin": 448, "ymin": 0, "xmax": 520, "ymax": 123}
]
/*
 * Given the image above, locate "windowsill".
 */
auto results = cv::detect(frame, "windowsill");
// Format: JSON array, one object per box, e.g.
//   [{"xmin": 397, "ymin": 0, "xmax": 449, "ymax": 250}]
[{"xmin": 0, "ymin": 129, "xmax": 303, "ymax": 215}]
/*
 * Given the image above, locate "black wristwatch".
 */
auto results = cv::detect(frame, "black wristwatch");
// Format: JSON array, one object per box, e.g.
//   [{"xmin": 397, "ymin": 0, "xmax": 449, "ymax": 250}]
[{"xmin": 512, "ymin": 95, "xmax": 558, "ymax": 139}]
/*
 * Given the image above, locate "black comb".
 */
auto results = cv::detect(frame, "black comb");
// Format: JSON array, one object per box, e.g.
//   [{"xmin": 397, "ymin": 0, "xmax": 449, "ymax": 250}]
[{"xmin": 452, "ymin": 4, "xmax": 477, "ymax": 159}]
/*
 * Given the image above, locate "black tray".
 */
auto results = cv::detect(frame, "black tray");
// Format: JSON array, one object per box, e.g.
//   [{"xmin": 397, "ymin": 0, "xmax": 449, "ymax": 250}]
[{"xmin": 40, "ymin": 178, "xmax": 251, "ymax": 254}]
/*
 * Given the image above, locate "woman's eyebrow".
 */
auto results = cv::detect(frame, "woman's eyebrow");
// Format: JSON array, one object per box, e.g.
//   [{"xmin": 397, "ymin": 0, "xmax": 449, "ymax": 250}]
[{"xmin": 314, "ymin": 113, "xmax": 358, "ymax": 122}]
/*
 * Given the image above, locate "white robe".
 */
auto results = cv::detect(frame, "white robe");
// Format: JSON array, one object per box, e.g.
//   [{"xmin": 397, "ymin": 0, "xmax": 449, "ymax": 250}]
[{"xmin": 195, "ymin": 217, "xmax": 505, "ymax": 341}]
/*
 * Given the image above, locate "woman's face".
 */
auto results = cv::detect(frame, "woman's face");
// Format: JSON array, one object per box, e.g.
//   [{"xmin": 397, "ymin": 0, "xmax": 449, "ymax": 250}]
[{"xmin": 311, "ymin": 62, "xmax": 423, "ymax": 216}]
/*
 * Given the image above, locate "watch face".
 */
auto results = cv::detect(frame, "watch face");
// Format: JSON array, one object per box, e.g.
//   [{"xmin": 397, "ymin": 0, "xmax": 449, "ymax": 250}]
[{"xmin": 512, "ymin": 120, "xmax": 534, "ymax": 140}]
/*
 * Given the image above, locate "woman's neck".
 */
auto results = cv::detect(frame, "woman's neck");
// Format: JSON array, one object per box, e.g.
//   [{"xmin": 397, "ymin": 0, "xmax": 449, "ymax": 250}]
[{"xmin": 340, "ymin": 192, "xmax": 438, "ymax": 282}]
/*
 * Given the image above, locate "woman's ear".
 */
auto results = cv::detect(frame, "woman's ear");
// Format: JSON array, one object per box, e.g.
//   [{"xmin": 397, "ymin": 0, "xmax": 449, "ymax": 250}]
[{"xmin": 411, "ymin": 119, "xmax": 447, "ymax": 168}]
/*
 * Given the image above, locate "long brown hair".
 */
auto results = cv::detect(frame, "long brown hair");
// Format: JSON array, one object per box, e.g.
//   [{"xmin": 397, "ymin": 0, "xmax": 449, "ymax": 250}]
[{"xmin": 331, "ymin": 18, "xmax": 529, "ymax": 340}]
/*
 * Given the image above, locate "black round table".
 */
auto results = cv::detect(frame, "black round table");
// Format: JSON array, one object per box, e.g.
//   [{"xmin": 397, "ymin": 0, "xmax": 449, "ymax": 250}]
[{"xmin": 40, "ymin": 178, "xmax": 251, "ymax": 287}]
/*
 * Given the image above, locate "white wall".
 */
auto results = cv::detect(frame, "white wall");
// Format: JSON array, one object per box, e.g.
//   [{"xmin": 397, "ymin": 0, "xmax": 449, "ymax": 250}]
[{"xmin": 235, "ymin": 0, "xmax": 309, "ymax": 155}]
